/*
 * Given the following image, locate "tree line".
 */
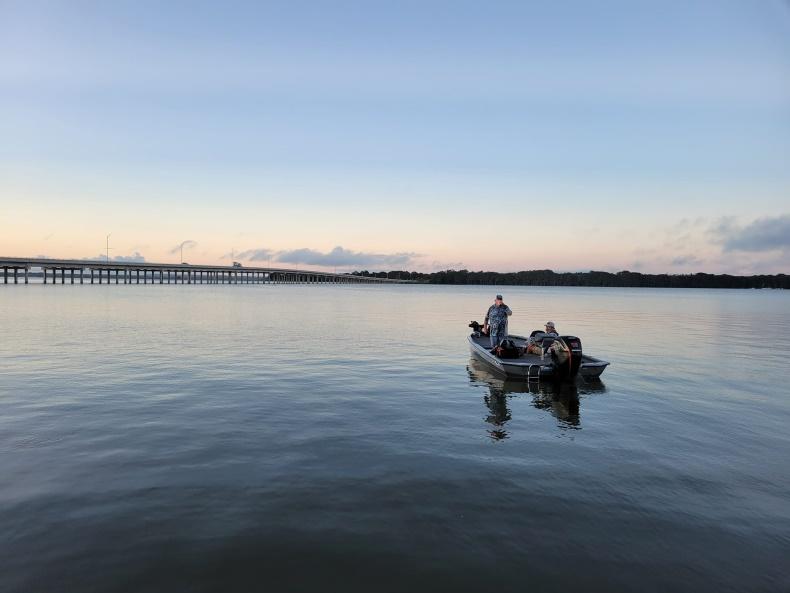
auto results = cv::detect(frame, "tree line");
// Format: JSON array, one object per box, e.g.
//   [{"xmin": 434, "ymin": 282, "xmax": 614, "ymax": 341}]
[{"xmin": 351, "ymin": 269, "xmax": 789, "ymax": 289}]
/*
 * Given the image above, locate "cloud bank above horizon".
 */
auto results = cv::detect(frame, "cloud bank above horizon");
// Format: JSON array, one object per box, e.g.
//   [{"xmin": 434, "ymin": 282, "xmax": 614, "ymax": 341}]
[
  {"xmin": 33, "ymin": 213, "xmax": 781, "ymax": 275},
  {"xmin": 232, "ymin": 246, "xmax": 420, "ymax": 269}
]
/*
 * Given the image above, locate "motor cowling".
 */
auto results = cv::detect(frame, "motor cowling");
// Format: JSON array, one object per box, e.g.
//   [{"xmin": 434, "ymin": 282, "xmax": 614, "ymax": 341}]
[{"xmin": 550, "ymin": 336, "xmax": 583, "ymax": 377}]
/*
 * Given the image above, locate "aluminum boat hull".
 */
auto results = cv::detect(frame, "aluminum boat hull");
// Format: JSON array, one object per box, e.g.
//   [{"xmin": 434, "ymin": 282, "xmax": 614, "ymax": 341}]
[{"xmin": 468, "ymin": 334, "xmax": 609, "ymax": 380}]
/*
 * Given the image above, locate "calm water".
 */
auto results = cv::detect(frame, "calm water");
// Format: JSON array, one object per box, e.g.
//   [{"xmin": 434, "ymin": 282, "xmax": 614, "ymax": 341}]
[{"xmin": 1, "ymin": 285, "xmax": 789, "ymax": 592}]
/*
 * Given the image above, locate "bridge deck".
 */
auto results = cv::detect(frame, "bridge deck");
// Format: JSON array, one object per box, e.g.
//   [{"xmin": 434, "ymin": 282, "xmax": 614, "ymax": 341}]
[{"xmin": 0, "ymin": 257, "xmax": 410, "ymax": 285}]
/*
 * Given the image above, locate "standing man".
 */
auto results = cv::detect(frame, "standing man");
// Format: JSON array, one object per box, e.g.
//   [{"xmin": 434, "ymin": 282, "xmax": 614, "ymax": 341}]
[{"xmin": 484, "ymin": 294, "xmax": 512, "ymax": 349}]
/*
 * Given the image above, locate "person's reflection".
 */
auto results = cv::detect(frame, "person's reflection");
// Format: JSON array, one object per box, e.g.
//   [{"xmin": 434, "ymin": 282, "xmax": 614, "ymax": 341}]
[
  {"xmin": 468, "ymin": 358, "xmax": 606, "ymax": 438},
  {"xmin": 484, "ymin": 386, "xmax": 511, "ymax": 441},
  {"xmin": 527, "ymin": 380, "xmax": 580, "ymax": 427}
]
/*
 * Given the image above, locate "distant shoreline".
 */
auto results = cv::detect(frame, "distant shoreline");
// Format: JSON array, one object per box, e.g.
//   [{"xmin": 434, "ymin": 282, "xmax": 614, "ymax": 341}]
[{"xmin": 352, "ymin": 270, "xmax": 789, "ymax": 289}]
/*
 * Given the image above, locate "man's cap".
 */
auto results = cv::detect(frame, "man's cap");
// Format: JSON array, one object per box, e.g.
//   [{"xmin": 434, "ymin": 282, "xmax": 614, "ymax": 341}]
[
  {"xmin": 495, "ymin": 294, "xmax": 503, "ymax": 300},
  {"xmin": 545, "ymin": 321, "xmax": 555, "ymax": 328}
]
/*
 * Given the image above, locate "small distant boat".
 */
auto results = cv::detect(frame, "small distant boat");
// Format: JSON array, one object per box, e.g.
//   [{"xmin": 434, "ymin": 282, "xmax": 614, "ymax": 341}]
[{"xmin": 468, "ymin": 323, "xmax": 609, "ymax": 380}]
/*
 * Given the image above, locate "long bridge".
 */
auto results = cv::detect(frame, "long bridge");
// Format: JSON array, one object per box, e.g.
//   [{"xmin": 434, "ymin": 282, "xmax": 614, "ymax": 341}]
[{"xmin": 0, "ymin": 257, "xmax": 408, "ymax": 285}]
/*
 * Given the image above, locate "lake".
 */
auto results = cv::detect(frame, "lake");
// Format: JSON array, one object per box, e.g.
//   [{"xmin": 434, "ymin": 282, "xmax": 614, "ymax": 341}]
[{"xmin": 1, "ymin": 285, "xmax": 788, "ymax": 592}]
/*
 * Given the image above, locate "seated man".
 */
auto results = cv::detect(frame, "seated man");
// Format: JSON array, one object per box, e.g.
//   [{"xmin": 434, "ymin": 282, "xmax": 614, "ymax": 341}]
[{"xmin": 525, "ymin": 322, "xmax": 560, "ymax": 355}]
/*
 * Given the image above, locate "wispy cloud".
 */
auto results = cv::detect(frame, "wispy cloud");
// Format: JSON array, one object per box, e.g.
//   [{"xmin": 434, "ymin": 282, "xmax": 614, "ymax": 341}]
[
  {"xmin": 713, "ymin": 215, "xmax": 790, "ymax": 252},
  {"xmin": 85, "ymin": 252, "xmax": 146, "ymax": 263},
  {"xmin": 275, "ymin": 246, "xmax": 418, "ymax": 267},
  {"xmin": 233, "ymin": 246, "xmax": 418, "ymax": 268},
  {"xmin": 429, "ymin": 260, "xmax": 466, "ymax": 272},
  {"xmin": 641, "ymin": 214, "xmax": 790, "ymax": 274},
  {"xmin": 113, "ymin": 252, "xmax": 146, "ymax": 263},
  {"xmin": 168, "ymin": 240, "xmax": 197, "ymax": 255},
  {"xmin": 235, "ymin": 248, "xmax": 274, "ymax": 261},
  {"xmin": 671, "ymin": 254, "xmax": 703, "ymax": 266}
]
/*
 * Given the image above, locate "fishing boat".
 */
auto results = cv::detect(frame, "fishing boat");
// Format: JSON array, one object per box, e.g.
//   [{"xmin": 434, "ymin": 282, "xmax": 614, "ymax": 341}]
[{"xmin": 467, "ymin": 322, "xmax": 609, "ymax": 380}]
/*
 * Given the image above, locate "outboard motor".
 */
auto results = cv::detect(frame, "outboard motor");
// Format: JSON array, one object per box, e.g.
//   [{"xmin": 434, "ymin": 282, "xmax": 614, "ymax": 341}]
[{"xmin": 550, "ymin": 336, "xmax": 583, "ymax": 377}]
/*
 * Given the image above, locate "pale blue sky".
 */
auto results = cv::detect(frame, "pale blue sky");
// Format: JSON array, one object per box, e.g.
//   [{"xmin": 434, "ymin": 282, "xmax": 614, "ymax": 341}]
[{"xmin": 1, "ymin": 1, "xmax": 789, "ymax": 273}]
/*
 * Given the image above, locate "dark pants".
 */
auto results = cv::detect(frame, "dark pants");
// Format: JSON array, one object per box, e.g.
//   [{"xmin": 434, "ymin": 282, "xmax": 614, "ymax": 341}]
[{"xmin": 490, "ymin": 332, "xmax": 507, "ymax": 348}]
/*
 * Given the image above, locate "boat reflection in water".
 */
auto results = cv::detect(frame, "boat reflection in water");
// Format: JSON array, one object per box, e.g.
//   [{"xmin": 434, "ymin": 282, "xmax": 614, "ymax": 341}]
[{"xmin": 467, "ymin": 358, "xmax": 607, "ymax": 440}]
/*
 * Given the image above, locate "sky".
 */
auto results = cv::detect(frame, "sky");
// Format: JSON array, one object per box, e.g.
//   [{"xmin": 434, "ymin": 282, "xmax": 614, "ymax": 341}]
[{"xmin": 1, "ymin": 0, "xmax": 789, "ymax": 274}]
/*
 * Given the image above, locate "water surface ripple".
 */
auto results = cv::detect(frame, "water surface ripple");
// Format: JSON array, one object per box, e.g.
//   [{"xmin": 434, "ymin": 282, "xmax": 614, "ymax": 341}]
[{"xmin": 1, "ymin": 285, "xmax": 789, "ymax": 592}]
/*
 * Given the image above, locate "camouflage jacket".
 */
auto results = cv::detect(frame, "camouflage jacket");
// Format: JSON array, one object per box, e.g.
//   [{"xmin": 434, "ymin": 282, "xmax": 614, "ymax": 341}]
[{"xmin": 485, "ymin": 304, "xmax": 512, "ymax": 335}]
